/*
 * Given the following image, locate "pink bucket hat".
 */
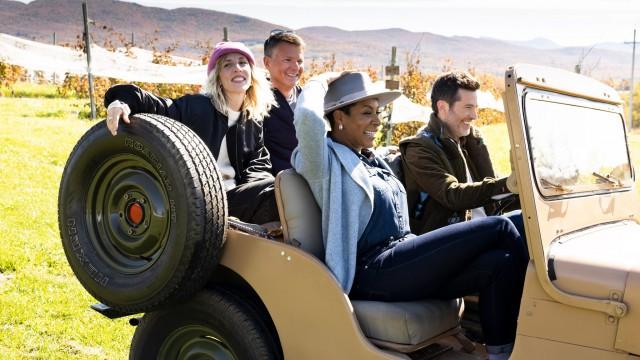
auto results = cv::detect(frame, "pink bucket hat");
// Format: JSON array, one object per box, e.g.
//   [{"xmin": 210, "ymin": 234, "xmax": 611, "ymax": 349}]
[{"xmin": 207, "ymin": 41, "xmax": 255, "ymax": 76}]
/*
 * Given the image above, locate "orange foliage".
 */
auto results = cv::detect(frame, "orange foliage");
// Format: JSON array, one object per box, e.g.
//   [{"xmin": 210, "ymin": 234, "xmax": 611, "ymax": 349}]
[
  {"xmin": 58, "ymin": 73, "xmax": 200, "ymax": 118},
  {"xmin": 0, "ymin": 61, "xmax": 26, "ymax": 88},
  {"xmin": 299, "ymin": 55, "xmax": 379, "ymax": 85},
  {"xmin": 477, "ymin": 108, "xmax": 505, "ymax": 126},
  {"xmin": 399, "ymin": 55, "xmax": 436, "ymax": 107}
]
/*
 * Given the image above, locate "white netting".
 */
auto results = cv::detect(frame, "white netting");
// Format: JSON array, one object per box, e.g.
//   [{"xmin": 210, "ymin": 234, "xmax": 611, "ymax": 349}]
[
  {"xmin": 371, "ymin": 80, "xmax": 503, "ymax": 124},
  {"xmin": 0, "ymin": 33, "xmax": 206, "ymax": 85}
]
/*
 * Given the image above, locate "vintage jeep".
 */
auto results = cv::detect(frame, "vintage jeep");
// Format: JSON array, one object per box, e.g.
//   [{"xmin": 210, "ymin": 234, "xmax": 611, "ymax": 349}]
[{"xmin": 58, "ymin": 64, "xmax": 640, "ymax": 359}]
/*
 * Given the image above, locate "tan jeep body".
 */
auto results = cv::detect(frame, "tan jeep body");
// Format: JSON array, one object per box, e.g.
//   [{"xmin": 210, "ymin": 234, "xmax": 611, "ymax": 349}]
[{"xmin": 210, "ymin": 64, "xmax": 640, "ymax": 359}]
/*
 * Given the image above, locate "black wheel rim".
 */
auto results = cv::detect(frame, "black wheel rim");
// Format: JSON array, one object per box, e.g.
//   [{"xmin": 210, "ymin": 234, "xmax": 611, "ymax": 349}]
[
  {"xmin": 158, "ymin": 325, "xmax": 238, "ymax": 360},
  {"xmin": 86, "ymin": 154, "xmax": 171, "ymax": 274}
]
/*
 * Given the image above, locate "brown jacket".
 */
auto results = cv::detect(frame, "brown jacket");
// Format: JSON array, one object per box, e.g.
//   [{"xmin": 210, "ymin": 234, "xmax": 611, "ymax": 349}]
[{"xmin": 399, "ymin": 113, "xmax": 509, "ymax": 234}]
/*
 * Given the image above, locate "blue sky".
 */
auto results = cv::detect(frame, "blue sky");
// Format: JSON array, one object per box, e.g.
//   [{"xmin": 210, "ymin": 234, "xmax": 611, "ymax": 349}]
[{"xmin": 18, "ymin": 0, "xmax": 640, "ymax": 46}]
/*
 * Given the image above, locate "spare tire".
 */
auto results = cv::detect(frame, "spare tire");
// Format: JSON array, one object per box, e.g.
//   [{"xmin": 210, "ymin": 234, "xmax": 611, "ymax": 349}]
[{"xmin": 58, "ymin": 113, "xmax": 227, "ymax": 313}]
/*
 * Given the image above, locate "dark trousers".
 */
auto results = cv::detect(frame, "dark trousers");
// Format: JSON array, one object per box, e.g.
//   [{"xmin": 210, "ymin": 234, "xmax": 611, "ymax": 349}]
[
  {"xmin": 226, "ymin": 178, "xmax": 279, "ymax": 225},
  {"xmin": 350, "ymin": 216, "xmax": 527, "ymax": 346},
  {"xmin": 503, "ymin": 210, "xmax": 529, "ymax": 260}
]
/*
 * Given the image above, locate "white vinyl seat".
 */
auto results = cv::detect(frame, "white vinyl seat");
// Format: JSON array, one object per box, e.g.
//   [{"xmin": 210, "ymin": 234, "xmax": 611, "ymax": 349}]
[{"xmin": 274, "ymin": 169, "xmax": 464, "ymax": 352}]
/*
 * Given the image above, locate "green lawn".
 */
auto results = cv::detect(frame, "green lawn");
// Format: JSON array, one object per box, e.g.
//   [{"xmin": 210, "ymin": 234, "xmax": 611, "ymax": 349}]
[
  {"xmin": 479, "ymin": 123, "xmax": 512, "ymax": 177},
  {"xmin": 1, "ymin": 92, "xmax": 640, "ymax": 359},
  {"xmin": 0, "ymin": 97, "xmax": 132, "ymax": 360}
]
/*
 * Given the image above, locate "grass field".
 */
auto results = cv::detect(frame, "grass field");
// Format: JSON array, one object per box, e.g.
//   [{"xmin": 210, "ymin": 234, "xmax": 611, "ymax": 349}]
[
  {"xmin": 0, "ymin": 94, "xmax": 132, "ymax": 360},
  {"xmin": 1, "ymin": 84, "xmax": 640, "ymax": 359}
]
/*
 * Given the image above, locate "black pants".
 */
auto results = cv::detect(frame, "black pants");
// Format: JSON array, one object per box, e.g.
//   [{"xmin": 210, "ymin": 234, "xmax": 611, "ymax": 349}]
[
  {"xmin": 226, "ymin": 178, "xmax": 279, "ymax": 225},
  {"xmin": 350, "ymin": 216, "xmax": 527, "ymax": 346}
]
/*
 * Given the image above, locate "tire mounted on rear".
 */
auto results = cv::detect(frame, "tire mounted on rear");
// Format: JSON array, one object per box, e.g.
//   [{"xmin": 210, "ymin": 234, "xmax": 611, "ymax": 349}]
[{"xmin": 58, "ymin": 113, "xmax": 227, "ymax": 313}]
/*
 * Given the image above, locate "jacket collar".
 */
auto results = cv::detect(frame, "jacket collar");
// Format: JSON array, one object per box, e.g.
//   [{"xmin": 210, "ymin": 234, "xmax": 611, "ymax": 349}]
[
  {"xmin": 327, "ymin": 138, "xmax": 375, "ymax": 201},
  {"xmin": 273, "ymin": 85, "xmax": 302, "ymax": 104}
]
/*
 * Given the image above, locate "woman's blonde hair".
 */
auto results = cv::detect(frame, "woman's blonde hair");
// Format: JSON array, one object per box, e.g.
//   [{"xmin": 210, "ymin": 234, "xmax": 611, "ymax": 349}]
[{"xmin": 204, "ymin": 54, "xmax": 276, "ymax": 121}]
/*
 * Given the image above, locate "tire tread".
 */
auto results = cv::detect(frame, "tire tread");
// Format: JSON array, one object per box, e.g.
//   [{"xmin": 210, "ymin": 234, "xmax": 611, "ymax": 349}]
[{"xmin": 59, "ymin": 113, "xmax": 227, "ymax": 313}]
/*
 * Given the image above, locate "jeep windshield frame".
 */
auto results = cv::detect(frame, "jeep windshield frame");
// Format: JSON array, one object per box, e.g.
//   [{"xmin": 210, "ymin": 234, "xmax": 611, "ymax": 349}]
[{"xmin": 522, "ymin": 89, "xmax": 633, "ymax": 200}]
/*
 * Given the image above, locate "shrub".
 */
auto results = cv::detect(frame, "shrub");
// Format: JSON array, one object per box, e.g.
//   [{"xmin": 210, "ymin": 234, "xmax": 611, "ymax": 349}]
[
  {"xmin": 477, "ymin": 108, "xmax": 506, "ymax": 126},
  {"xmin": 399, "ymin": 56, "xmax": 436, "ymax": 107},
  {"xmin": 298, "ymin": 55, "xmax": 379, "ymax": 85},
  {"xmin": 57, "ymin": 73, "xmax": 201, "ymax": 119},
  {"xmin": 0, "ymin": 61, "xmax": 26, "ymax": 89}
]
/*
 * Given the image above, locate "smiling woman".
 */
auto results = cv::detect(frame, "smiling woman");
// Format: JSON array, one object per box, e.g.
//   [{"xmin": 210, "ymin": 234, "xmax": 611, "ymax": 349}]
[
  {"xmin": 103, "ymin": 41, "xmax": 279, "ymax": 226},
  {"xmin": 57, "ymin": 42, "xmax": 284, "ymax": 316},
  {"xmin": 218, "ymin": 54, "xmax": 252, "ymax": 97},
  {"xmin": 292, "ymin": 71, "xmax": 529, "ymax": 359},
  {"xmin": 327, "ymin": 99, "xmax": 383, "ymax": 151}
]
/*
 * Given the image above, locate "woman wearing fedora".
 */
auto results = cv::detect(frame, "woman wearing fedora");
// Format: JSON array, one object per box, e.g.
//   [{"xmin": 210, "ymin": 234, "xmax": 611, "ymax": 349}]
[
  {"xmin": 104, "ymin": 41, "xmax": 279, "ymax": 224},
  {"xmin": 292, "ymin": 71, "xmax": 528, "ymax": 360}
]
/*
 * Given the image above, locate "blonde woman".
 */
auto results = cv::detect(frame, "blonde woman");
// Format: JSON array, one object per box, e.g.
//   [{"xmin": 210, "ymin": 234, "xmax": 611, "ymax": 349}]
[{"xmin": 104, "ymin": 42, "xmax": 279, "ymax": 224}]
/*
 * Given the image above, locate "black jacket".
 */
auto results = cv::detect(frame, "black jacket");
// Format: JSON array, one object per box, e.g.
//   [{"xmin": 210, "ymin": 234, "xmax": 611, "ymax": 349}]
[
  {"xmin": 263, "ymin": 86, "xmax": 302, "ymax": 175},
  {"xmin": 104, "ymin": 84, "xmax": 273, "ymax": 185}
]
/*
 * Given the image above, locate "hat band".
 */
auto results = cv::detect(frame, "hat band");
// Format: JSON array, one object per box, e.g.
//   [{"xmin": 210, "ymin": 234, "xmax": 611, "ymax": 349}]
[{"xmin": 325, "ymin": 89, "xmax": 378, "ymax": 110}]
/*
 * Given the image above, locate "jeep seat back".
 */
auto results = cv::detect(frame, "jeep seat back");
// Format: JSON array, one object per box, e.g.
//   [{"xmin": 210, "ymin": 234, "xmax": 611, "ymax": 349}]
[
  {"xmin": 274, "ymin": 169, "xmax": 324, "ymax": 259},
  {"xmin": 274, "ymin": 169, "xmax": 464, "ymax": 352}
]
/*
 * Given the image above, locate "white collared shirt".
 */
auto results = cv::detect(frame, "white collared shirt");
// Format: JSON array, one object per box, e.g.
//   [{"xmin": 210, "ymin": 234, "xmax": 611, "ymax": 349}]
[{"xmin": 458, "ymin": 143, "xmax": 487, "ymax": 219}]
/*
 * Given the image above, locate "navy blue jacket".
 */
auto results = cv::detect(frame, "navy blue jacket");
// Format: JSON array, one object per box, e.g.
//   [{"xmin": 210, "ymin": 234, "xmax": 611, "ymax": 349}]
[{"xmin": 263, "ymin": 86, "xmax": 302, "ymax": 175}]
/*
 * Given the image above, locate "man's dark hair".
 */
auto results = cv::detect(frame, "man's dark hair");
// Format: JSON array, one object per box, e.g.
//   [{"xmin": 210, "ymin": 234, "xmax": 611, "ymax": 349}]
[
  {"xmin": 430, "ymin": 71, "xmax": 480, "ymax": 115},
  {"xmin": 264, "ymin": 30, "xmax": 305, "ymax": 57}
]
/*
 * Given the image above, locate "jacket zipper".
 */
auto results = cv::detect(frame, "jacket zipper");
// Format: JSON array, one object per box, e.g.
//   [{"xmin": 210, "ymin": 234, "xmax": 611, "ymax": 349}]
[{"xmin": 234, "ymin": 114, "xmax": 242, "ymax": 183}]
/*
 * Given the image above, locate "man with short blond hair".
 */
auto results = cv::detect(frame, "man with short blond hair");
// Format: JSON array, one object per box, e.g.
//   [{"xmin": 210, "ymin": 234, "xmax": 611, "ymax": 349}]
[{"xmin": 262, "ymin": 30, "xmax": 306, "ymax": 175}]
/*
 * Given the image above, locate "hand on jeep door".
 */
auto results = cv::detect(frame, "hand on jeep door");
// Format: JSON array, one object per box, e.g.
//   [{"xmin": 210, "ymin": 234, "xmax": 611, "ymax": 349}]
[
  {"xmin": 106, "ymin": 100, "xmax": 131, "ymax": 136},
  {"xmin": 506, "ymin": 172, "xmax": 518, "ymax": 194},
  {"xmin": 507, "ymin": 148, "xmax": 519, "ymax": 194}
]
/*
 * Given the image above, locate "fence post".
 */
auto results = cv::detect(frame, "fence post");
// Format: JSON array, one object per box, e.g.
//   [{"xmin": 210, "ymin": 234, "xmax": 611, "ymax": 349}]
[
  {"xmin": 52, "ymin": 32, "xmax": 57, "ymax": 83},
  {"xmin": 82, "ymin": 1, "xmax": 96, "ymax": 120},
  {"xmin": 625, "ymin": 29, "xmax": 637, "ymax": 130},
  {"xmin": 384, "ymin": 46, "xmax": 400, "ymax": 145},
  {"xmin": 223, "ymin": 27, "xmax": 229, "ymax": 41}
]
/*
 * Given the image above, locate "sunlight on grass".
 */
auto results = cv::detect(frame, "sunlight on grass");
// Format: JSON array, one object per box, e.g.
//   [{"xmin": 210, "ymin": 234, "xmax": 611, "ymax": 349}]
[
  {"xmin": 0, "ymin": 97, "xmax": 132, "ymax": 360},
  {"xmin": 0, "ymin": 82, "xmax": 74, "ymax": 99},
  {"xmin": 479, "ymin": 123, "xmax": 512, "ymax": 177}
]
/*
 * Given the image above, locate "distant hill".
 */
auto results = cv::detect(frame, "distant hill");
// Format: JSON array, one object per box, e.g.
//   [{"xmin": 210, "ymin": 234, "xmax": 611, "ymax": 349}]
[
  {"xmin": 0, "ymin": 0, "xmax": 278, "ymax": 55},
  {"xmin": 0, "ymin": 0, "xmax": 632, "ymax": 80},
  {"xmin": 296, "ymin": 26, "xmax": 630, "ymax": 80},
  {"xmin": 509, "ymin": 37, "xmax": 560, "ymax": 50},
  {"xmin": 596, "ymin": 42, "xmax": 633, "ymax": 54}
]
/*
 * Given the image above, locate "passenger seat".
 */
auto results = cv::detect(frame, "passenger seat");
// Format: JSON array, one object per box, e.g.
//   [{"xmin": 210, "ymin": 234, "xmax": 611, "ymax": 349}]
[{"xmin": 274, "ymin": 169, "xmax": 471, "ymax": 353}]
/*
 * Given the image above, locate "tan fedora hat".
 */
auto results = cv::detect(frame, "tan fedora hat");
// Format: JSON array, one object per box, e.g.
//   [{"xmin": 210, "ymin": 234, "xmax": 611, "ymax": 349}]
[{"xmin": 324, "ymin": 72, "xmax": 401, "ymax": 113}]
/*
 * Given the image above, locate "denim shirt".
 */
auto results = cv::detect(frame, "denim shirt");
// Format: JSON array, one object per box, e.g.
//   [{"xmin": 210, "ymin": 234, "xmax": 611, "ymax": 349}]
[{"xmin": 357, "ymin": 153, "xmax": 411, "ymax": 256}]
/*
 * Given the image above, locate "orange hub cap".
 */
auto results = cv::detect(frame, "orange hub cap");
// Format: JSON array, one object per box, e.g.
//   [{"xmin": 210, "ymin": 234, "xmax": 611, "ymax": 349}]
[{"xmin": 127, "ymin": 202, "xmax": 144, "ymax": 226}]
